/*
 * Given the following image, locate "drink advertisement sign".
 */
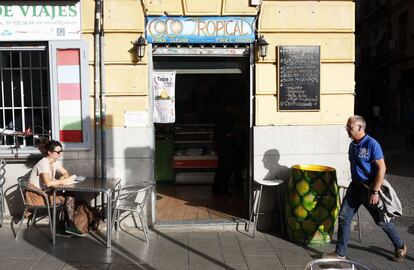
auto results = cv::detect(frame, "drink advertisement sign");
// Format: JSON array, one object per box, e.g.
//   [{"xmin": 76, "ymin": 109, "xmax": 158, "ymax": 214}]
[
  {"xmin": 146, "ymin": 16, "xmax": 255, "ymax": 44},
  {"xmin": 153, "ymin": 72, "xmax": 176, "ymax": 123}
]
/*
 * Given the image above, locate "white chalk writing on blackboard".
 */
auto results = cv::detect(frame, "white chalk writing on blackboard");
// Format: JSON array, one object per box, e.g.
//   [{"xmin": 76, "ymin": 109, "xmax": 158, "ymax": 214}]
[{"xmin": 278, "ymin": 46, "xmax": 320, "ymax": 111}]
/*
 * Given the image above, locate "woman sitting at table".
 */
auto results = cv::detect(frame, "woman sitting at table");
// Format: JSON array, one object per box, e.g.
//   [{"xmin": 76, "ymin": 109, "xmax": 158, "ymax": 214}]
[{"xmin": 26, "ymin": 139, "xmax": 84, "ymax": 237}]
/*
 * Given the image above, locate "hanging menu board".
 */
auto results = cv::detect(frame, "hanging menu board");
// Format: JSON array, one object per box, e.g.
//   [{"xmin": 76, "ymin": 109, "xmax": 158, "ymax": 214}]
[{"xmin": 278, "ymin": 46, "xmax": 320, "ymax": 111}]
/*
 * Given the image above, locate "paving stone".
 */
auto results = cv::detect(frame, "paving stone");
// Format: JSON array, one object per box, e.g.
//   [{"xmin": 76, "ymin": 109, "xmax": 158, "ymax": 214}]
[
  {"xmin": 109, "ymin": 263, "xmax": 153, "ymax": 270},
  {"xmin": 224, "ymin": 263, "xmax": 248, "ymax": 270},
  {"xmin": 31, "ymin": 254, "xmax": 66, "ymax": 270},
  {"xmin": 239, "ymin": 239, "xmax": 275, "ymax": 256},
  {"xmin": 0, "ymin": 258, "xmax": 38, "ymax": 270},
  {"xmin": 222, "ymin": 252, "xmax": 246, "ymax": 264},
  {"xmin": 265, "ymin": 233, "xmax": 304, "ymax": 249},
  {"xmin": 244, "ymin": 255, "xmax": 284, "ymax": 270},
  {"xmin": 1, "ymin": 211, "xmax": 414, "ymax": 270},
  {"xmin": 189, "ymin": 262, "xmax": 226, "ymax": 270},
  {"xmin": 61, "ymin": 263, "xmax": 110, "ymax": 270},
  {"xmin": 274, "ymin": 247, "xmax": 313, "ymax": 266},
  {"xmin": 189, "ymin": 251, "xmax": 224, "ymax": 265}
]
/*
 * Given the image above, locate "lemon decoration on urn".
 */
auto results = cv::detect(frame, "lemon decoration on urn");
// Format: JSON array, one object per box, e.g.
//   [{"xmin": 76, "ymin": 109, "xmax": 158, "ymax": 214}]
[{"xmin": 285, "ymin": 165, "xmax": 340, "ymax": 245}]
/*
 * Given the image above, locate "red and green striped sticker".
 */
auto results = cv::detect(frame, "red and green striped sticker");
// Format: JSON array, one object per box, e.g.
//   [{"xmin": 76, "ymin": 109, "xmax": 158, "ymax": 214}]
[{"xmin": 56, "ymin": 49, "xmax": 83, "ymax": 142}]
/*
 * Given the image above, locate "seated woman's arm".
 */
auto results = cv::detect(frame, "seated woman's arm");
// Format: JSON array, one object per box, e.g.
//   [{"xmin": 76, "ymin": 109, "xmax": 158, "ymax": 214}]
[
  {"xmin": 40, "ymin": 171, "xmax": 76, "ymax": 187},
  {"xmin": 57, "ymin": 166, "xmax": 72, "ymax": 180}
]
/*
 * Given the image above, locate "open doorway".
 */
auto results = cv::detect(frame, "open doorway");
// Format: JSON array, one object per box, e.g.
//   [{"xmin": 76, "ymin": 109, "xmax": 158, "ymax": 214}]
[{"xmin": 153, "ymin": 54, "xmax": 251, "ymax": 223}]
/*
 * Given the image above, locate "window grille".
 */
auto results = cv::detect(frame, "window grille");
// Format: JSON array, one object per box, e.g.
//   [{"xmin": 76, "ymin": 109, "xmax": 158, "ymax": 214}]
[{"xmin": 0, "ymin": 45, "xmax": 51, "ymax": 148}]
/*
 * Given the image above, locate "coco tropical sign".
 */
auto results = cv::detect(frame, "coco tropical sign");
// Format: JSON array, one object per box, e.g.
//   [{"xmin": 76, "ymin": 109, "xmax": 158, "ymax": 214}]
[
  {"xmin": 0, "ymin": 1, "xmax": 81, "ymax": 41},
  {"xmin": 146, "ymin": 16, "xmax": 255, "ymax": 44}
]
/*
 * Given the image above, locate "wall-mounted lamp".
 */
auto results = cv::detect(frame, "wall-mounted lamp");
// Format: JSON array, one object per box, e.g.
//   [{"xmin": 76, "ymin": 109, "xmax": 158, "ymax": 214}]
[
  {"xmin": 133, "ymin": 35, "xmax": 147, "ymax": 60},
  {"xmin": 256, "ymin": 35, "xmax": 269, "ymax": 59}
]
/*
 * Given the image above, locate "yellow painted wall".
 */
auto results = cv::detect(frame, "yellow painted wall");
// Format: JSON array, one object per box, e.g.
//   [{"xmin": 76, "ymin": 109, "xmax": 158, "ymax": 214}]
[
  {"xmin": 146, "ymin": 0, "xmax": 183, "ymax": 16},
  {"xmin": 105, "ymin": 65, "xmax": 148, "ymax": 96},
  {"xmin": 105, "ymin": 96, "xmax": 148, "ymax": 127},
  {"xmin": 260, "ymin": 33, "xmax": 355, "ymax": 63},
  {"xmin": 83, "ymin": 0, "xmax": 147, "ymax": 128},
  {"xmin": 105, "ymin": 0, "xmax": 145, "ymax": 32},
  {"xmin": 82, "ymin": 0, "xmax": 355, "ymax": 127},
  {"xmin": 259, "ymin": 1, "xmax": 354, "ymax": 33},
  {"xmin": 256, "ymin": 1, "xmax": 355, "ymax": 125},
  {"xmin": 183, "ymin": 0, "xmax": 222, "ymax": 15},
  {"xmin": 256, "ymin": 63, "xmax": 355, "ymax": 95},
  {"xmin": 222, "ymin": 0, "xmax": 257, "ymax": 15},
  {"xmin": 141, "ymin": 0, "xmax": 258, "ymax": 16},
  {"xmin": 255, "ymin": 95, "xmax": 355, "ymax": 125}
]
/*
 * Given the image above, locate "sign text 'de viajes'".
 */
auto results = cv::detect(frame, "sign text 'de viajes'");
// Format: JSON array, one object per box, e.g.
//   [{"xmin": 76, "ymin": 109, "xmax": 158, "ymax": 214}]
[{"xmin": 0, "ymin": 2, "xmax": 81, "ymax": 41}]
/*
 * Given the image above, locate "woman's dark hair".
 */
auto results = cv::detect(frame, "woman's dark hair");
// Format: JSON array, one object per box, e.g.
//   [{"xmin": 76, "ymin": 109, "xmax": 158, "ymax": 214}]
[{"xmin": 38, "ymin": 139, "xmax": 62, "ymax": 156}]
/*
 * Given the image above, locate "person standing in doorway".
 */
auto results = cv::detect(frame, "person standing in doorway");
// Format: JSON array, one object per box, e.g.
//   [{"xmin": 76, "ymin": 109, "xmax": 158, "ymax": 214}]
[
  {"xmin": 324, "ymin": 115, "xmax": 407, "ymax": 262},
  {"xmin": 371, "ymin": 105, "xmax": 383, "ymax": 138},
  {"xmin": 212, "ymin": 103, "xmax": 235, "ymax": 195}
]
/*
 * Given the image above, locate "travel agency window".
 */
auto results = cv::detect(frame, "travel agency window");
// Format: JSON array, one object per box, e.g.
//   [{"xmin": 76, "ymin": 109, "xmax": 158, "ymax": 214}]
[{"xmin": 0, "ymin": 42, "xmax": 90, "ymax": 158}]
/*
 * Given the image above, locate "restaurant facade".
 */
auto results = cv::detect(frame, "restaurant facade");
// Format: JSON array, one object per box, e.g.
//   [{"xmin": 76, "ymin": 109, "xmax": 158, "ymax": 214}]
[{"xmin": 1, "ymin": 0, "xmax": 355, "ymax": 230}]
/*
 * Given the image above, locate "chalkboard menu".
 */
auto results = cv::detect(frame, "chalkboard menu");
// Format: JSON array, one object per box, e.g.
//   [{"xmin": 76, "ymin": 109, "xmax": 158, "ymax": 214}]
[{"xmin": 278, "ymin": 46, "xmax": 320, "ymax": 111}]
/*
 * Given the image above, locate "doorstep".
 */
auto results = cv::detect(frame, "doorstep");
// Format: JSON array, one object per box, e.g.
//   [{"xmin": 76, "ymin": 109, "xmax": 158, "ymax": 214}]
[{"xmin": 153, "ymin": 218, "xmax": 248, "ymax": 232}]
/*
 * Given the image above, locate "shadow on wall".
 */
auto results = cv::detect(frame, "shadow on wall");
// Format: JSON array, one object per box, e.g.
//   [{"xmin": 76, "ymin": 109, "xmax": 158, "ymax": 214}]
[
  {"xmin": 262, "ymin": 149, "xmax": 290, "ymax": 180},
  {"xmin": 257, "ymin": 149, "xmax": 290, "ymax": 231},
  {"xmin": 3, "ymin": 159, "xmax": 35, "ymax": 219},
  {"xmin": 124, "ymin": 146, "xmax": 153, "ymax": 186},
  {"xmin": 4, "ymin": 170, "xmax": 31, "ymax": 222},
  {"xmin": 102, "ymin": 114, "xmax": 154, "ymax": 186}
]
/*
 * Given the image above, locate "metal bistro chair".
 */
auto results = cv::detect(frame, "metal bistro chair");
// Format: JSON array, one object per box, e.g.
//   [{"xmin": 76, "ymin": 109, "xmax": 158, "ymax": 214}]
[
  {"xmin": 304, "ymin": 258, "xmax": 371, "ymax": 270},
  {"xmin": 339, "ymin": 184, "xmax": 362, "ymax": 243},
  {"xmin": 113, "ymin": 181, "xmax": 155, "ymax": 244},
  {"xmin": 0, "ymin": 159, "xmax": 6, "ymax": 227},
  {"xmin": 246, "ymin": 178, "xmax": 284, "ymax": 237},
  {"xmin": 15, "ymin": 177, "xmax": 61, "ymax": 240}
]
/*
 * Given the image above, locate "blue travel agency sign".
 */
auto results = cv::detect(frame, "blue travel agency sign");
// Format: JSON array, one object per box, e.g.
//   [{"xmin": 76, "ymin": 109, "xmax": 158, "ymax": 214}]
[{"xmin": 146, "ymin": 16, "xmax": 255, "ymax": 44}]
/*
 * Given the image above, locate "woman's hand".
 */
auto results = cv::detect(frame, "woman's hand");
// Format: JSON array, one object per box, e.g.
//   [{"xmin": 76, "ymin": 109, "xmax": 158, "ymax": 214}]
[{"xmin": 63, "ymin": 175, "xmax": 76, "ymax": 184}]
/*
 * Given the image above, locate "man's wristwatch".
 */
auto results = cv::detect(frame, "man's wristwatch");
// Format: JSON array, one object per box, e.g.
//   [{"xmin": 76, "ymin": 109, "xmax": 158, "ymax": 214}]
[{"xmin": 370, "ymin": 189, "xmax": 379, "ymax": 195}]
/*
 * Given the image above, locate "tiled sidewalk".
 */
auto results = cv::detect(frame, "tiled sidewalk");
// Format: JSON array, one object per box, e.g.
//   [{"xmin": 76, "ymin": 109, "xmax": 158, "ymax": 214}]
[{"xmin": 0, "ymin": 215, "xmax": 413, "ymax": 270}]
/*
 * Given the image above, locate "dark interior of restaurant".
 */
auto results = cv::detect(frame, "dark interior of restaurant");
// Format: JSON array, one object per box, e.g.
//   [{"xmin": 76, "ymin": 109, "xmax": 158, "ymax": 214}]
[{"xmin": 154, "ymin": 66, "xmax": 251, "ymax": 223}]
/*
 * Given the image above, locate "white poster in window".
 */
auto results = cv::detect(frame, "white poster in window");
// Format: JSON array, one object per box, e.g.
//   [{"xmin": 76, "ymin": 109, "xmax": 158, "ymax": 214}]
[{"xmin": 153, "ymin": 71, "xmax": 176, "ymax": 123}]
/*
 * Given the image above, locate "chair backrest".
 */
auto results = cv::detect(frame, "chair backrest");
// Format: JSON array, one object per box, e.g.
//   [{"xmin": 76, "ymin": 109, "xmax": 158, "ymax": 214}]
[
  {"xmin": 116, "ymin": 181, "xmax": 155, "ymax": 210},
  {"xmin": 17, "ymin": 176, "xmax": 50, "ymax": 208},
  {"xmin": 0, "ymin": 159, "xmax": 6, "ymax": 188},
  {"xmin": 17, "ymin": 177, "xmax": 30, "ymax": 206}
]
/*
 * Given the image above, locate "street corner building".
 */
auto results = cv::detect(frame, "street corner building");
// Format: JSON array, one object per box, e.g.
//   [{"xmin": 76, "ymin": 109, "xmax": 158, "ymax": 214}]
[{"xmin": 0, "ymin": 0, "xmax": 355, "ymax": 231}]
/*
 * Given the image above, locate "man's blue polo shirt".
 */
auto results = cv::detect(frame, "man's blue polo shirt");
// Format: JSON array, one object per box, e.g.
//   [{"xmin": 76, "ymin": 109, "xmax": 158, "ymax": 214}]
[{"xmin": 349, "ymin": 134, "xmax": 384, "ymax": 183}]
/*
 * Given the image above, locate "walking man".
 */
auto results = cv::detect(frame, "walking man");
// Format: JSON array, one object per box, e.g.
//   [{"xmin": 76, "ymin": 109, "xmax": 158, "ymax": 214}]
[{"xmin": 324, "ymin": 115, "xmax": 407, "ymax": 261}]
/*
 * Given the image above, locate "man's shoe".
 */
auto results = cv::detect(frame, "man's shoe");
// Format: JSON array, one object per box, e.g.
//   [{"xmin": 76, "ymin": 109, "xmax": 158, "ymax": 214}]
[
  {"xmin": 65, "ymin": 226, "xmax": 86, "ymax": 237},
  {"xmin": 393, "ymin": 243, "xmax": 408, "ymax": 262},
  {"xmin": 322, "ymin": 252, "xmax": 346, "ymax": 260}
]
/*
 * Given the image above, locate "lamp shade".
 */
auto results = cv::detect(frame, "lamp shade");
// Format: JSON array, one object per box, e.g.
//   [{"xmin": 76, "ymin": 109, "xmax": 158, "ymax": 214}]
[
  {"xmin": 256, "ymin": 35, "xmax": 269, "ymax": 58},
  {"xmin": 134, "ymin": 35, "xmax": 147, "ymax": 59}
]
